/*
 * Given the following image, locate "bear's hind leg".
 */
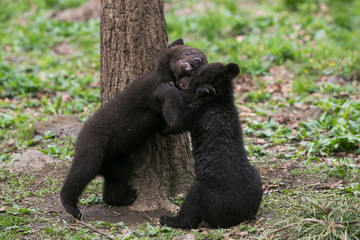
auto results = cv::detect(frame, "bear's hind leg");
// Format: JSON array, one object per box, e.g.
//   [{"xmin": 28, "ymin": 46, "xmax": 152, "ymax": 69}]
[
  {"xmin": 160, "ymin": 184, "xmax": 203, "ymax": 229},
  {"xmin": 103, "ymin": 178, "xmax": 137, "ymax": 206},
  {"xmin": 102, "ymin": 159, "xmax": 137, "ymax": 206}
]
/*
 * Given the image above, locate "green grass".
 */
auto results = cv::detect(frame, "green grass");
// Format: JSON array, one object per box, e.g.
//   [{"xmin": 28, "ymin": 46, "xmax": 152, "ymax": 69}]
[
  {"xmin": 0, "ymin": 0, "xmax": 359, "ymax": 239},
  {"xmin": 261, "ymin": 190, "xmax": 360, "ymax": 239},
  {"xmin": 167, "ymin": 0, "xmax": 360, "ymax": 77}
]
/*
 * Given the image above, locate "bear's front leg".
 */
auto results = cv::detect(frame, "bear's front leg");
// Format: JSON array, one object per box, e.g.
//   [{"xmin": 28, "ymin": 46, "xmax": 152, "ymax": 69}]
[
  {"xmin": 153, "ymin": 82, "xmax": 178, "ymax": 101},
  {"xmin": 154, "ymin": 83, "xmax": 189, "ymax": 133},
  {"xmin": 160, "ymin": 184, "xmax": 203, "ymax": 229},
  {"xmin": 160, "ymin": 213, "xmax": 201, "ymax": 229}
]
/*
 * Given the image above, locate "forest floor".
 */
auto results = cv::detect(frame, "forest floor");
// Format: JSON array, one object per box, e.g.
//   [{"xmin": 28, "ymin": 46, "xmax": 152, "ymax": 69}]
[{"xmin": 1, "ymin": 0, "xmax": 359, "ymax": 239}]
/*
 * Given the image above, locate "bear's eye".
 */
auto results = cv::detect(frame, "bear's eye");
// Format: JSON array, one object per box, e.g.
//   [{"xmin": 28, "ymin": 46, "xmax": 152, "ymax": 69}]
[{"xmin": 186, "ymin": 51, "xmax": 192, "ymax": 55}]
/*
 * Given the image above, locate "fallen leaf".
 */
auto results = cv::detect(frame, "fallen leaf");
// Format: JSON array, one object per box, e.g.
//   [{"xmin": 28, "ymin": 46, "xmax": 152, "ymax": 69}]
[
  {"xmin": 321, "ymin": 205, "xmax": 332, "ymax": 214},
  {"xmin": 52, "ymin": 42, "xmax": 74, "ymax": 55}
]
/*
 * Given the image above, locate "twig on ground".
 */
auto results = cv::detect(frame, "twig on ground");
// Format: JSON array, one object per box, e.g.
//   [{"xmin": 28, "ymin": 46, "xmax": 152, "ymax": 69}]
[
  {"xmin": 34, "ymin": 178, "xmax": 46, "ymax": 188},
  {"xmin": 62, "ymin": 220, "xmax": 78, "ymax": 231},
  {"xmin": 113, "ymin": 211, "xmax": 123, "ymax": 216},
  {"xmin": 76, "ymin": 219, "xmax": 117, "ymax": 240},
  {"xmin": 143, "ymin": 212, "xmax": 153, "ymax": 221},
  {"xmin": 63, "ymin": 218, "xmax": 117, "ymax": 240},
  {"xmin": 80, "ymin": 206, "xmax": 86, "ymax": 221},
  {"xmin": 260, "ymin": 222, "xmax": 297, "ymax": 240}
]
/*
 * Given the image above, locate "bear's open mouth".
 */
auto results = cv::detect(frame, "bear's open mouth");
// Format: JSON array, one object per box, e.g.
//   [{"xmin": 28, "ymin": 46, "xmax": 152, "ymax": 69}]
[
  {"xmin": 176, "ymin": 77, "xmax": 190, "ymax": 90},
  {"xmin": 177, "ymin": 82, "xmax": 188, "ymax": 90},
  {"xmin": 182, "ymin": 62, "xmax": 193, "ymax": 71}
]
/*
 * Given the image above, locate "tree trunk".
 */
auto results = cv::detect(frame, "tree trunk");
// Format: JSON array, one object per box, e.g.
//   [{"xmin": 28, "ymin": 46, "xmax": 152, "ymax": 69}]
[{"xmin": 100, "ymin": 0, "xmax": 194, "ymax": 212}]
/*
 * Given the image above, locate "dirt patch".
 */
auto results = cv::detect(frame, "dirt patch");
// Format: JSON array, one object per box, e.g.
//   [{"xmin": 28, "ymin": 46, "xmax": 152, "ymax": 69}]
[
  {"xmin": 17, "ymin": 163, "xmax": 172, "ymax": 226},
  {"xmin": 72, "ymin": 205, "xmax": 170, "ymax": 225},
  {"xmin": 53, "ymin": 195, "xmax": 171, "ymax": 226},
  {"xmin": 273, "ymin": 105, "xmax": 323, "ymax": 130},
  {"xmin": 23, "ymin": 194, "xmax": 171, "ymax": 227},
  {"xmin": 246, "ymin": 136, "xmax": 325, "ymax": 193}
]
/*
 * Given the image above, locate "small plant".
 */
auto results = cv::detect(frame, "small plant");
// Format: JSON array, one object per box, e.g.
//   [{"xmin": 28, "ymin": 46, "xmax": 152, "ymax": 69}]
[
  {"xmin": 246, "ymin": 145, "xmax": 267, "ymax": 157},
  {"xmin": 79, "ymin": 193, "xmax": 102, "ymax": 205},
  {"xmin": 169, "ymin": 195, "xmax": 184, "ymax": 206},
  {"xmin": 0, "ymin": 113, "xmax": 15, "ymax": 128},
  {"xmin": 6, "ymin": 205, "xmax": 36, "ymax": 216},
  {"xmin": 246, "ymin": 89, "xmax": 272, "ymax": 103},
  {"xmin": 292, "ymin": 75, "xmax": 317, "ymax": 94}
]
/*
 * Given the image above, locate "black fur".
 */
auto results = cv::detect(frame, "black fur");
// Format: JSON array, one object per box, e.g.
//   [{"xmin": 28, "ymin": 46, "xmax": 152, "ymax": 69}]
[
  {"xmin": 155, "ymin": 63, "xmax": 263, "ymax": 229},
  {"xmin": 60, "ymin": 39, "xmax": 207, "ymax": 219}
]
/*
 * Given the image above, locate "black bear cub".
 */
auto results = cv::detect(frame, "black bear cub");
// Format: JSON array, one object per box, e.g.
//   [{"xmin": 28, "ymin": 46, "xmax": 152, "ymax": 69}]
[
  {"xmin": 155, "ymin": 63, "xmax": 263, "ymax": 229},
  {"xmin": 60, "ymin": 39, "xmax": 207, "ymax": 220}
]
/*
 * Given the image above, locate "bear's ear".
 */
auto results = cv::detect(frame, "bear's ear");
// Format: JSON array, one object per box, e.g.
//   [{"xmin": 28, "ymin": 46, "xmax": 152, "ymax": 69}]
[
  {"xmin": 168, "ymin": 38, "xmax": 184, "ymax": 49},
  {"xmin": 225, "ymin": 63, "xmax": 240, "ymax": 78}
]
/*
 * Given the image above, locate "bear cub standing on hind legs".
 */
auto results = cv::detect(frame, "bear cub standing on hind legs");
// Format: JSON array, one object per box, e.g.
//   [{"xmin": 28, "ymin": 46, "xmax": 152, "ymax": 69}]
[
  {"xmin": 154, "ymin": 62, "xmax": 263, "ymax": 229},
  {"xmin": 60, "ymin": 39, "xmax": 208, "ymax": 220}
]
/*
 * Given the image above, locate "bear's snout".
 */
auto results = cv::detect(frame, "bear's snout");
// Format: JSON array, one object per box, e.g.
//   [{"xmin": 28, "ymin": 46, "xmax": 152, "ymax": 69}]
[{"xmin": 193, "ymin": 57, "xmax": 202, "ymax": 68}]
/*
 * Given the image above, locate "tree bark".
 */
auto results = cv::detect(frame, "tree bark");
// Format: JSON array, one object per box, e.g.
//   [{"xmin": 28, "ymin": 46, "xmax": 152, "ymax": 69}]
[{"xmin": 100, "ymin": 0, "xmax": 194, "ymax": 212}]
